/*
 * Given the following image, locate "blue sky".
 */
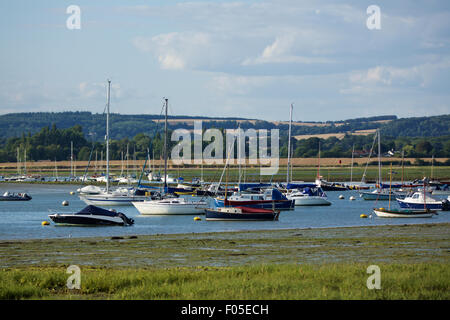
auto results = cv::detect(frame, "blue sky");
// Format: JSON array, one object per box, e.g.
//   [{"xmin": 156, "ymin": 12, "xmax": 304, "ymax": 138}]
[{"xmin": 0, "ymin": 0, "xmax": 449, "ymax": 122}]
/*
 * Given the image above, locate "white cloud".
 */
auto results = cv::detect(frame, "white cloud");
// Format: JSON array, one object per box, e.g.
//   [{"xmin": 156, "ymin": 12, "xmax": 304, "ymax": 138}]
[{"xmin": 132, "ymin": 32, "xmax": 213, "ymax": 70}]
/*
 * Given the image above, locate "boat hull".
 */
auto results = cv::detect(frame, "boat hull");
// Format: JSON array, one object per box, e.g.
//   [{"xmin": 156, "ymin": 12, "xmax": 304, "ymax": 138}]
[
  {"xmin": 0, "ymin": 196, "xmax": 32, "ymax": 201},
  {"xmin": 214, "ymin": 199, "xmax": 294, "ymax": 210},
  {"xmin": 132, "ymin": 201, "xmax": 207, "ymax": 215},
  {"xmin": 360, "ymin": 192, "xmax": 391, "ymax": 201},
  {"xmin": 397, "ymin": 199, "xmax": 442, "ymax": 210},
  {"xmin": 48, "ymin": 214, "xmax": 127, "ymax": 226},
  {"xmin": 290, "ymin": 196, "xmax": 331, "ymax": 206},
  {"xmin": 79, "ymin": 195, "xmax": 149, "ymax": 206},
  {"xmin": 373, "ymin": 208, "xmax": 435, "ymax": 218},
  {"xmin": 205, "ymin": 208, "xmax": 279, "ymax": 221}
]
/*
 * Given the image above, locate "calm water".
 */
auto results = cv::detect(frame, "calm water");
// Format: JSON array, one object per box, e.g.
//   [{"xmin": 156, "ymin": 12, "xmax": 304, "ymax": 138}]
[{"xmin": 0, "ymin": 183, "xmax": 449, "ymax": 240}]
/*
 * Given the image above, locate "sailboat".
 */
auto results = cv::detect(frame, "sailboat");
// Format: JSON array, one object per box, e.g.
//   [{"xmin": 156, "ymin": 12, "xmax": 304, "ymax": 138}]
[
  {"xmin": 315, "ymin": 142, "xmax": 348, "ymax": 191},
  {"xmin": 360, "ymin": 129, "xmax": 399, "ymax": 200},
  {"xmin": 373, "ymin": 164, "xmax": 436, "ymax": 218},
  {"xmin": 132, "ymin": 98, "xmax": 207, "ymax": 215},
  {"xmin": 205, "ymin": 138, "xmax": 280, "ymax": 221},
  {"xmin": 79, "ymin": 80, "xmax": 150, "ymax": 206}
]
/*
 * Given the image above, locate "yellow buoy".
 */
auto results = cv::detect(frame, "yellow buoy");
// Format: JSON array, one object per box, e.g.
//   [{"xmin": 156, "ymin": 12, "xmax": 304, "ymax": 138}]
[
  {"xmin": 41, "ymin": 221, "xmax": 50, "ymax": 226},
  {"xmin": 360, "ymin": 214, "xmax": 368, "ymax": 218},
  {"xmin": 194, "ymin": 216, "xmax": 202, "ymax": 221},
  {"xmin": 70, "ymin": 191, "xmax": 75, "ymax": 195}
]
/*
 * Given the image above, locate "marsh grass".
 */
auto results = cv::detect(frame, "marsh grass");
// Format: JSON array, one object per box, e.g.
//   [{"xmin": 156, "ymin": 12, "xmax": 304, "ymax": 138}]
[{"xmin": 1, "ymin": 263, "xmax": 448, "ymax": 300}]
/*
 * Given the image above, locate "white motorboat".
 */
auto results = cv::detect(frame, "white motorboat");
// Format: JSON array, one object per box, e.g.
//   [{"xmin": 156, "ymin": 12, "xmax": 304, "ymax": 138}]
[
  {"xmin": 286, "ymin": 186, "xmax": 331, "ymax": 206},
  {"xmin": 77, "ymin": 185, "xmax": 104, "ymax": 195},
  {"xmin": 132, "ymin": 197, "xmax": 208, "ymax": 215}
]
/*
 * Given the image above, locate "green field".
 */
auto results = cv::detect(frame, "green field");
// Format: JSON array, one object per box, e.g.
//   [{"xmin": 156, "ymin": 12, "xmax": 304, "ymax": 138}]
[{"xmin": 2, "ymin": 165, "xmax": 450, "ymax": 184}]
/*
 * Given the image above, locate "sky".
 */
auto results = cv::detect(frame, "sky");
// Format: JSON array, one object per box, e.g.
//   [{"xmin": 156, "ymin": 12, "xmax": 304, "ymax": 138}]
[{"xmin": 0, "ymin": 0, "xmax": 449, "ymax": 122}]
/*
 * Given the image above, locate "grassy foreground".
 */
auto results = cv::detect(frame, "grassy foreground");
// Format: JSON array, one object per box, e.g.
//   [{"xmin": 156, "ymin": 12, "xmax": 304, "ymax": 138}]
[
  {"xmin": 1, "ymin": 223, "xmax": 449, "ymax": 300},
  {"xmin": 1, "ymin": 263, "xmax": 448, "ymax": 300}
]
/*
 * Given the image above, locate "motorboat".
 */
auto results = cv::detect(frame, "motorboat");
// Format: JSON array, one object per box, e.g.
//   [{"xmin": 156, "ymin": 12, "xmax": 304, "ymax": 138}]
[
  {"xmin": 132, "ymin": 197, "xmax": 208, "ymax": 215},
  {"xmin": 48, "ymin": 205, "xmax": 134, "ymax": 226},
  {"xmin": 79, "ymin": 187, "xmax": 150, "ymax": 206},
  {"xmin": 214, "ymin": 188, "xmax": 294, "ymax": 210},
  {"xmin": 315, "ymin": 178, "xmax": 349, "ymax": 191},
  {"xmin": 373, "ymin": 207, "xmax": 436, "ymax": 218},
  {"xmin": 286, "ymin": 185, "xmax": 331, "ymax": 206},
  {"xmin": 205, "ymin": 206, "xmax": 279, "ymax": 221},
  {"xmin": 359, "ymin": 188, "xmax": 402, "ymax": 201},
  {"xmin": 77, "ymin": 185, "xmax": 104, "ymax": 195},
  {"xmin": 0, "ymin": 191, "xmax": 32, "ymax": 201},
  {"xmin": 397, "ymin": 192, "xmax": 445, "ymax": 211}
]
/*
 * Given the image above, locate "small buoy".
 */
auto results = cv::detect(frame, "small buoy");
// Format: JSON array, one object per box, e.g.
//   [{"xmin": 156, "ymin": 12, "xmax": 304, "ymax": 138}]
[
  {"xmin": 194, "ymin": 216, "xmax": 202, "ymax": 221},
  {"xmin": 349, "ymin": 196, "xmax": 355, "ymax": 201},
  {"xmin": 339, "ymin": 195, "xmax": 344, "ymax": 199},
  {"xmin": 41, "ymin": 221, "xmax": 50, "ymax": 226},
  {"xmin": 62, "ymin": 200, "xmax": 69, "ymax": 206},
  {"xmin": 70, "ymin": 191, "xmax": 75, "ymax": 195},
  {"xmin": 360, "ymin": 214, "xmax": 368, "ymax": 218}
]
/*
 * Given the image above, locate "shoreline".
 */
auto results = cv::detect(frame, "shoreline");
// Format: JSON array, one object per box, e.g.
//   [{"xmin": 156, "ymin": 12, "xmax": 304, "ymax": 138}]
[
  {"xmin": 1, "ymin": 220, "xmax": 449, "ymax": 242},
  {"xmin": 2, "ymin": 222, "xmax": 449, "ymax": 269}
]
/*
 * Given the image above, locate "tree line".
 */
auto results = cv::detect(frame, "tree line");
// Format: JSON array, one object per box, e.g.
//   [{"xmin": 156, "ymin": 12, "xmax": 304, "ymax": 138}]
[{"xmin": 0, "ymin": 124, "xmax": 449, "ymax": 164}]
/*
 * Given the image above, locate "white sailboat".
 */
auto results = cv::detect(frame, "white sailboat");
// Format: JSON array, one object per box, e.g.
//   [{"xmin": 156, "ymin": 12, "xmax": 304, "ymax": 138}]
[
  {"xmin": 132, "ymin": 98, "xmax": 205, "ymax": 214},
  {"xmin": 79, "ymin": 80, "xmax": 149, "ymax": 206}
]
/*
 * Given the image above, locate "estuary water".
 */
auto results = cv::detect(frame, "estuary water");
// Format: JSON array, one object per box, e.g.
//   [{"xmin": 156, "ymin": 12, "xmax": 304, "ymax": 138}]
[{"xmin": 0, "ymin": 183, "xmax": 449, "ymax": 240}]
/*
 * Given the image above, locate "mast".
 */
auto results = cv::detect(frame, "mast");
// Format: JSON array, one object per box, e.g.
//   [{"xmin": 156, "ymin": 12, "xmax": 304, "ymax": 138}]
[
  {"xmin": 286, "ymin": 103, "xmax": 293, "ymax": 184},
  {"xmin": 401, "ymin": 149, "xmax": 404, "ymax": 185},
  {"xmin": 350, "ymin": 144, "xmax": 354, "ymax": 184},
  {"xmin": 431, "ymin": 155, "xmax": 434, "ymax": 180},
  {"xmin": 164, "ymin": 98, "xmax": 168, "ymax": 191},
  {"xmin": 388, "ymin": 162, "xmax": 392, "ymax": 210},
  {"xmin": 238, "ymin": 124, "xmax": 241, "ymax": 185},
  {"xmin": 106, "ymin": 79, "xmax": 111, "ymax": 193},
  {"xmin": 70, "ymin": 141, "xmax": 73, "ymax": 179},
  {"xmin": 377, "ymin": 129, "xmax": 382, "ymax": 187},
  {"xmin": 317, "ymin": 141, "xmax": 321, "ymax": 179}
]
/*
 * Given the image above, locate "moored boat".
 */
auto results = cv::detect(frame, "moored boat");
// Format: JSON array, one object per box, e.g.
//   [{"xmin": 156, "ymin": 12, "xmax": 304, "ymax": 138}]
[
  {"xmin": 132, "ymin": 197, "xmax": 208, "ymax": 215},
  {"xmin": 214, "ymin": 188, "xmax": 294, "ymax": 210},
  {"xmin": 359, "ymin": 188, "xmax": 405, "ymax": 200},
  {"xmin": 0, "ymin": 191, "xmax": 32, "ymax": 201},
  {"xmin": 373, "ymin": 207, "xmax": 435, "ymax": 218},
  {"xmin": 396, "ymin": 192, "xmax": 445, "ymax": 211},
  {"xmin": 48, "ymin": 205, "xmax": 134, "ymax": 226},
  {"xmin": 205, "ymin": 206, "xmax": 279, "ymax": 221},
  {"xmin": 286, "ymin": 184, "xmax": 331, "ymax": 206}
]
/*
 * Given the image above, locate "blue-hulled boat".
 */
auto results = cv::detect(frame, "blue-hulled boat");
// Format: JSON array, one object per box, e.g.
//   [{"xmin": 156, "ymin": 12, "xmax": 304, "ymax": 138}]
[{"xmin": 396, "ymin": 192, "xmax": 444, "ymax": 210}]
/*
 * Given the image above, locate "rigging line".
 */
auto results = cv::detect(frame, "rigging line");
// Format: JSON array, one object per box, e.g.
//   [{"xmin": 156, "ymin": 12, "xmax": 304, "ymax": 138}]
[
  {"xmin": 137, "ymin": 100, "xmax": 168, "ymax": 186},
  {"xmin": 361, "ymin": 131, "xmax": 378, "ymax": 184}
]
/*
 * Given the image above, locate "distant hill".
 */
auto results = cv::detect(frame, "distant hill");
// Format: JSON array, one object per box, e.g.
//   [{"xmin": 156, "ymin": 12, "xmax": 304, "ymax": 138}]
[{"xmin": 0, "ymin": 112, "xmax": 448, "ymax": 143}]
